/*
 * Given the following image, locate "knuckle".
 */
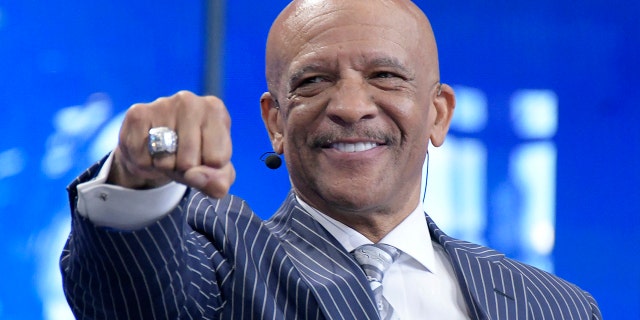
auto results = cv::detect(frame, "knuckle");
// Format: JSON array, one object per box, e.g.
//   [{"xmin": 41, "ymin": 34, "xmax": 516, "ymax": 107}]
[
  {"xmin": 201, "ymin": 96, "xmax": 231, "ymax": 127},
  {"xmin": 204, "ymin": 95, "xmax": 223, "ymax": 106},
  {"xmin": 150, "ymin": 96, "xmax": 171, "ymax": 110},
  {"xmin": 204, "ymin": 149, "xmax": 231, "ymax": 168},
  {"xmin": 118, "ymin": 126, "xmax": 139, "ymax": 152},
  {"xmin": 125, "ymin": 103, "xmax": 148, "ymax": 124},
  {"xmin": 174, "ymin": 91, "xmax": 196, "ymax": 107},
  {"xmin": 202, "ymin": 155, "xmax": 222, "ymax": 168},
  {"xmin": 131, "ymin": 155, "xmax": 152, "ymax": 170},
  {"xmin": 175, "ymin": 157, "xmax": 195, "ymax": 172},
  {"xmin": 152, "ymin": 157, "xmax": 175, "ymax": 172},
  {"xmin": 205, "ymin": 96, "xmax": 226, "ymax": 110},
  {"xmin": 175, "ymin": 90, "xmax": 194, "ymax": 98}
]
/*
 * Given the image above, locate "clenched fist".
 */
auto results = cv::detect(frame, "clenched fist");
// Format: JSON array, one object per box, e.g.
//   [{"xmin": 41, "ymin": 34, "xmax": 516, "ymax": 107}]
[{"xmin": 108, "ymin": 90, "xmax": 236, "ymax": 199}]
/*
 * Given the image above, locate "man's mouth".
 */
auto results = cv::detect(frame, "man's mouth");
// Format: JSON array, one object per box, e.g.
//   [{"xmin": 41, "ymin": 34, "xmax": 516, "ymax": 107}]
[{"xmin": 330, "ymin": 142, "xmax": 380, "ymax": 152}]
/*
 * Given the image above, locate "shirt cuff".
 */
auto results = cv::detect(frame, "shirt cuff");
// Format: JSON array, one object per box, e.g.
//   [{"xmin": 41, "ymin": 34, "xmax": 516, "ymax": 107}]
[{"xmin": 76, "ymin": 152, "xmax": 187, "ymax": 230}]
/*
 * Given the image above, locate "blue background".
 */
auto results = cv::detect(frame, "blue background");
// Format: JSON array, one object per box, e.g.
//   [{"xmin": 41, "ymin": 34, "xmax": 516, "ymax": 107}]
[{"xmin": 0, "ymin": 0, "xmax": 637, "ymax": 318}]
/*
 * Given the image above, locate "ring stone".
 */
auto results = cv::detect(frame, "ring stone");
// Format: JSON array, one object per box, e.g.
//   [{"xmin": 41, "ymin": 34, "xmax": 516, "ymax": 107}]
[{"xmin": 148, "ymin": 127, "xmax": 178, "ymax": 156}]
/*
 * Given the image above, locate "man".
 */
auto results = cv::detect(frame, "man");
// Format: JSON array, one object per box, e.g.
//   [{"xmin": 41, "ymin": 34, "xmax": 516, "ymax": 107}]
[{"xmin": 61, "ymin": 0, "xmax": 601, "ymax": 319}]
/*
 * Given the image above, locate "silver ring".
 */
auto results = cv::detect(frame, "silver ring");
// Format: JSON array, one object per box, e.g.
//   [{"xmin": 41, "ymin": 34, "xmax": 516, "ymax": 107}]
[{"xmin": 148, "ymin": 127, "xmax": 178, "ymax": 156}]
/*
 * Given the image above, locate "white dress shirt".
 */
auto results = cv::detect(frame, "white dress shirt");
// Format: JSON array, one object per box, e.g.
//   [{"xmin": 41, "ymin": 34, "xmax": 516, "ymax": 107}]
[
  {"xmin": 298, "ymin": 198, "xmax": 470, "ymax": 319},
  {"xmin": 76, "ymin": 153, "xmax": 187, "ymax": 230},
  {"xmin": 76, "ymin": 152, "xmax": 470, "ymax": 318}
]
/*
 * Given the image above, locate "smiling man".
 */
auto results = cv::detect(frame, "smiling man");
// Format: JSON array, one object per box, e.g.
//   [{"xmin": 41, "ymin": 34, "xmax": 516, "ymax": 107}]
[
  {"xmin": 260, "ymin": 0, "xmax": 450, "ymax": 243},
  {"xmin": 61, "ymin": 0, "xmax": 601, "ymax": 319}
]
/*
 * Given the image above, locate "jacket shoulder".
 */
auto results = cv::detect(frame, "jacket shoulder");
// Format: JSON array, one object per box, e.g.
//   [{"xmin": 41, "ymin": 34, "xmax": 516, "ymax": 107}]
[
  {"xmin": 429, "ymin": 215, "xmax": 600, "ymax": 319},
  {"xmin": 496, "ymin": 255, "xmax": 600, "ymax": 316}
]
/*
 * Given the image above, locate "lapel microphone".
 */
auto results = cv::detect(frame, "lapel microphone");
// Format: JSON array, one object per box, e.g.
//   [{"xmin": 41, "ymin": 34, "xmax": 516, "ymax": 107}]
[{"xmin": 261, "ymin": 152, "xmax": 282, "ymax": 169}]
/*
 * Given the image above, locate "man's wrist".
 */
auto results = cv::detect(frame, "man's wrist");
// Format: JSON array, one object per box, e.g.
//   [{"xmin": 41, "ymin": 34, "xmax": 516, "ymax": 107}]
[{"xmin": 107, "ymin": 149, "xmax": 172, "ymax": 189}]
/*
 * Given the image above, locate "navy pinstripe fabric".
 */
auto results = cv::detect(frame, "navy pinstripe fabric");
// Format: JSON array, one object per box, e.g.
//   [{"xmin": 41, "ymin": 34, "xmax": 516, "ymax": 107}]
[{"xmin": 61, "ymin": 160, "xmax": 601, "ymax": 319}]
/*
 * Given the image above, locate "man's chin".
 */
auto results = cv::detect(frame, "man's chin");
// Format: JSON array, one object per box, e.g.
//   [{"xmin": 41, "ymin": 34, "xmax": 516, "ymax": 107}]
[{"xmin": 319, "ymin": 192, "xmax": 390, "ymax": 215}]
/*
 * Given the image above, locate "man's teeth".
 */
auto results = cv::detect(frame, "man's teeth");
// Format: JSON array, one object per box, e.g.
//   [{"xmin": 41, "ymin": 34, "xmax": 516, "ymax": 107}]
[{"xmin": 332, "ymin": 142, "xmax": 378, "ymax": 152}]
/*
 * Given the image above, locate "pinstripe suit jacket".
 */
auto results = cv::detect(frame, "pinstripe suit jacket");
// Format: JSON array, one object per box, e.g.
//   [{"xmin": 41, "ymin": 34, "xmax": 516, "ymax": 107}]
[{"xmin": 61, "ymin": 161, "xmax": 601, "ymax": 319}]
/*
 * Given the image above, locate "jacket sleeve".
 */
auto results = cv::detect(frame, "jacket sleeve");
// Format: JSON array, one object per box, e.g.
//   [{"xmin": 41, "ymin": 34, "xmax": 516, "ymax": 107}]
[
  {"xmin": 586, "ymin": 290, "xmax": 602, "ymax": 320},
  {"xmin": 60, "ymin": 161, "xmax": 232, "ymax": 319}
]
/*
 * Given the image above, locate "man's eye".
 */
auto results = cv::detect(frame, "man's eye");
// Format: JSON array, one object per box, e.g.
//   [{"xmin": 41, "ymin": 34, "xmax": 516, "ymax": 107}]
[
  {"xmin": 299, "ymin": 76, "xmax": 326, "ymax": 86},
  {"xmin": 289, "ymin": 76, "xmax": 331, "ymax": 97},
  {"xmin": 372, "ymin": 72, "xmax": 396, "ymax": 79},
  {"xmin": 368, "ymin": 71, "xmax": 410, "ymax": 91}
]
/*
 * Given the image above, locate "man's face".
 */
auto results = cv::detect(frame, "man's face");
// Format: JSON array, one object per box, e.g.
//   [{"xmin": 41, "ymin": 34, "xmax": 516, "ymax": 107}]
[{"xmin": 264, "ymin": 0, "xmax": 449, "ymax": 221}]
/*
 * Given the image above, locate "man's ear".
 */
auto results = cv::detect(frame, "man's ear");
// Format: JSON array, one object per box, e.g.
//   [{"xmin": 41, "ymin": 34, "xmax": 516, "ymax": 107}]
[
  {"xmin": 260, "ymin": 92, "xmax": 284, "ymax": 154},
  {"xmin": 430, "ymin": 83, "xmax": 456, "ymax": 147}
]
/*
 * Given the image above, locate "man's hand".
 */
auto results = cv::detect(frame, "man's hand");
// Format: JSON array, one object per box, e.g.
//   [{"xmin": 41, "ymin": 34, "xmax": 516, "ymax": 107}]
[{"xmin": 108, "ymin": 90, "xmax": 235, "ymax": 199}]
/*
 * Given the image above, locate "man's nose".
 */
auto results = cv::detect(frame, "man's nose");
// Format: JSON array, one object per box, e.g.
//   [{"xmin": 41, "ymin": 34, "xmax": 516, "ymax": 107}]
[{"xmin": 326, "ymin": 77, "xmax": 378, "ymax": 125}]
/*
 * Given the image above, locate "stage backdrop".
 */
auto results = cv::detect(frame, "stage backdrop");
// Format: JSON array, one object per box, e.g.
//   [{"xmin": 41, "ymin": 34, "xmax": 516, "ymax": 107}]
[{"xmin": 0, "ymin": 0, "xmax": 637, "ymax": 318}]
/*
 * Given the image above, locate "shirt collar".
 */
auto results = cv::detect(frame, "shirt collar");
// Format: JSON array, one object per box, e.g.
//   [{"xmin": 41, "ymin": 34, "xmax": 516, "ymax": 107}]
[{"xmin": 296, "ymin": 195, "xmax": 437, "ymax": 273}]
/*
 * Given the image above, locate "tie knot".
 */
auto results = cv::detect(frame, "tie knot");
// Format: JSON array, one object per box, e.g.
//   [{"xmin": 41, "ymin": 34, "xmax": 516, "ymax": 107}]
[{"xmin": 352, "ymin": 243, "xmax": 400, "ymax": 282}]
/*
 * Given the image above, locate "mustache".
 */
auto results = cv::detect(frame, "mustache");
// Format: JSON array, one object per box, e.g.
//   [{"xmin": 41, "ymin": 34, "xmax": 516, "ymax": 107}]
[{"xmin": 310, "ymin": 127, "xmax": 398, "ymax": 148}]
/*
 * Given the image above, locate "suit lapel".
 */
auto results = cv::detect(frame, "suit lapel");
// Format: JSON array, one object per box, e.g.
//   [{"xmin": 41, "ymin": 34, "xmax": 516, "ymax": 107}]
[
  {"xmin": 269, "ymin": 195, "xmax": 530, "ymax": 319},
  {"xmin": 268, "ymin": 192, "xmax": 379, "ymax": 320},
  {"xmin": 426, "ymin": 214, "xmax": 529, "ymax": 320}
]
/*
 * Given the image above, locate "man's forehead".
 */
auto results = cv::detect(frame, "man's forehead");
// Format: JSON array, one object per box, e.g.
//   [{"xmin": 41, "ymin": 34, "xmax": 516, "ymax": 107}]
[
  {"xmin": 271, "ymin": 0, "xmax": 424, "ymax": 58},
  {"xmin": 280, "ymin": 0, "xmax": 420, "ymax": 28},
  {"xmin": 266, "ymin": 0, "xmax": 434, "ymax": 90}
]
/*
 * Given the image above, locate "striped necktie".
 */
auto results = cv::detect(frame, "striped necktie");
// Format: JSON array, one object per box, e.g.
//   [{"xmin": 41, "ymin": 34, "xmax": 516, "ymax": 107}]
[{"xmin": 352, "ymin": 243, "xmax": 400, "ymax": 320}]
